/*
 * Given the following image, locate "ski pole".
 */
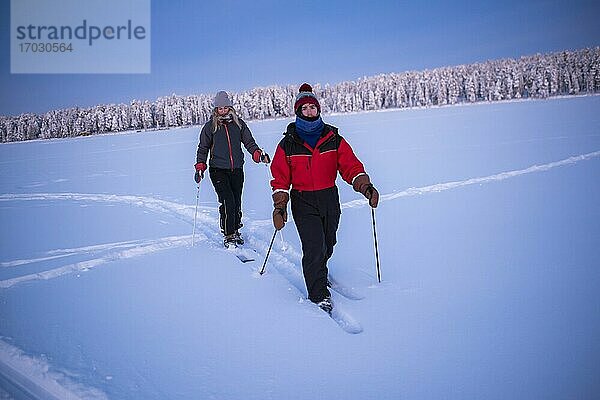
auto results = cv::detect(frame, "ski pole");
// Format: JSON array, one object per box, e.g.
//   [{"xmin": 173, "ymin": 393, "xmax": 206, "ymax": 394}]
[
  {"xmin": 371, "ymin": 207, "xmax": 382, "ymax": 283},
  {"xmin": 279, "ymin": 230, "xmax": 286, "ymax": 251},
  {"xmin": 259, "ymin": 229, "xmax": 277, "ymax": 275},
  {"xmin": 192, "ymin": 184, "xmax": 200, "ymax": 246}
]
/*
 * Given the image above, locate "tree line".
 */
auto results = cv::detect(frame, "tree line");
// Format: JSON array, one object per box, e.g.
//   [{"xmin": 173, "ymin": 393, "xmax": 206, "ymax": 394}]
[{"xmin": 1, "ymin": 47, "xmax": 598, "ymax": 143}]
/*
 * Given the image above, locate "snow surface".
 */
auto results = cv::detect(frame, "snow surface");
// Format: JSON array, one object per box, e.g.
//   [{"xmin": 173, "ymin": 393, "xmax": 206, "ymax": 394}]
[{"xmin": 1, "ymin": 96, "xmax": 599, "ymax": 399}]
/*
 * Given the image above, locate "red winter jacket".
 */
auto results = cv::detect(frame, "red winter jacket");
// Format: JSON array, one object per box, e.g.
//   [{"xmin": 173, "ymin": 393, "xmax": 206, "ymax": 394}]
[{"xmin": 270, "ymin": 123, "xmax": 366, "ymax": 192}]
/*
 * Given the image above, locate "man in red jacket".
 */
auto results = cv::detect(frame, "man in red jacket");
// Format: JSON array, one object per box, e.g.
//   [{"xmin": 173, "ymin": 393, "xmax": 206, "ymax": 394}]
[{"xmin": 269, "ymin": 83, "xmax": 379, "ymax": 314}]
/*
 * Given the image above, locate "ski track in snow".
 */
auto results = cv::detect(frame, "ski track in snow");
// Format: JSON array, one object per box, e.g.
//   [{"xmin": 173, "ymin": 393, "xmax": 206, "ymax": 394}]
[
  {"xmin": 0, "ymin": 149, "xmax": 598, "ymax": 396},
  {"xmin": 1, "ymin": 150, "xmax": 598, "ymax": 291},
  {"xmin": 0, "ymin": 150, "xmax": 598, "ymax": 312},
  {"xmin": 343, "ymin": 150, "xmax": 600, "ymax": 209},
  {"xmin": 0, "ymin": 236, "xmax": 194, "ymax": 289},
  {"xmin": 0, "ymin": 339, "xmax": 108, "ymax": 400},
  {"xmin": 0, "ymin": 237, "xmax": 189, "ymax": 268}
]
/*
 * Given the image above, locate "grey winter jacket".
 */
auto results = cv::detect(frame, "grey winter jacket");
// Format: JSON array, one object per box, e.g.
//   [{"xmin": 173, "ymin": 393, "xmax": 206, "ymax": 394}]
[{"xmin": 196, "ymin": 117, "xmax": 260, "ymax": 170}]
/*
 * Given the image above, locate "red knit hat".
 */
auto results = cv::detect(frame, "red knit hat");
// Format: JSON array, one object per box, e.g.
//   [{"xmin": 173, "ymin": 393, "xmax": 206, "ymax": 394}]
[{"xmin": 294, "ymin": 83, "xmax": 321, "ymax": 113}]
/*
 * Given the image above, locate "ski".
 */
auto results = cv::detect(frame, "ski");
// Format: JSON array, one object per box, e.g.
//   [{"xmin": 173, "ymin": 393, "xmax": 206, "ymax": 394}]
[
  {"xmin": 328, "ymin": 276, "xmax": 364, "ymax": 300},
  {"xmin": 317, "ymin": 303, "xmax": 363, "ymax": 334},
  {"xmin": 308, "ymin": 295, "xmax": 363, "ymax": 334},
  {"xmin": 225, "ymin": 245, "xmax": 256, "ymax": 263},
  {"xmin": 329, "ymin": 307, "xmax": 362, "ymax": 334}
]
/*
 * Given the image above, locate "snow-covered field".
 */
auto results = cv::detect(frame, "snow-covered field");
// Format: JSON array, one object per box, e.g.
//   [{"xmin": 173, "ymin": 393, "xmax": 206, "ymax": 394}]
[{"xmin": 1, "ymin": 96, "xmax": 599, "ymax": 399}]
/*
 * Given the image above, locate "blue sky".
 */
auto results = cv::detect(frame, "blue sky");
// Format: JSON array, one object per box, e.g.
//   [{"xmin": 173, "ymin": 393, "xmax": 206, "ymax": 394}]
[{"xmin": 1, "ymin": 0, "xmax": 599, "ymax": 116}]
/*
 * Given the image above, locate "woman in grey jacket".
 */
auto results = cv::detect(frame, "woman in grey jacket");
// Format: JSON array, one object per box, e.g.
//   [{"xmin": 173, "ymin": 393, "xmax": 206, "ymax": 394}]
[{"xmin": 195, "ymin": 91, "xmax": 270, "ymax": 247}]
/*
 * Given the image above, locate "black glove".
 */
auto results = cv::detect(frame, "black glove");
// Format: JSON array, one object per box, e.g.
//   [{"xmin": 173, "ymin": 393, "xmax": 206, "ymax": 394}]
[
  {"xmin": 260, "ymin": 152, "xmax": 271, "ymax": 164},
  {"xmin": 194, "ymin": 162, "xmax": 207, "ymax": 184},
  {"xmin": 194, "ymin": 170, "xmax": 204, "ymax": 184}
]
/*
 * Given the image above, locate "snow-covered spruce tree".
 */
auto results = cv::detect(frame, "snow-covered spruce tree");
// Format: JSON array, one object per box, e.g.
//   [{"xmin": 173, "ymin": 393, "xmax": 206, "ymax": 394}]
[
  {"xmin": 73, "ymin": 111, "xmax": 86, "ymax": 136},
  {"xmin": 154, "ymin": 98, "xmax": 166, "ymax": 128},
  {"xmin": 130, "ymin": 100, "xmax": 143, "ymax": 131},
  {"xmin": 0, "ymin": 117, "xmax": 6, "ymax": 143},
  {"xmin": 5, "ymin": 117, "xmax": 18, "ymax": 142}
]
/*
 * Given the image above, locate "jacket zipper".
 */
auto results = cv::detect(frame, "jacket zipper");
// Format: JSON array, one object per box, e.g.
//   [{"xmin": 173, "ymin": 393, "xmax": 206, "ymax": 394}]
[
  {"xmin": 316, "ymin": 131, "xmax": 335, "ymax": 151},
  {"xmin": 224, "ymin": 124, "xmax": 234, "ymax": 171}
]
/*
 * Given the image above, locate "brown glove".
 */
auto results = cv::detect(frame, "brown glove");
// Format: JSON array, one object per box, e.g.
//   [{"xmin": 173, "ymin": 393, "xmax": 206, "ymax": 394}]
[
  {"xmin": 272, "ymin": 192, "xmax": 289, "ymax": 230},
  {"xmin": 352, "ymin": 174, "xmax": 379, "ymax": 208}
]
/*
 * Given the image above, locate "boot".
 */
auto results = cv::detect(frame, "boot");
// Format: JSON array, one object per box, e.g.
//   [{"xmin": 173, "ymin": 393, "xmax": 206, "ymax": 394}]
[
  {"xmin": 234, "ymin": 230, "xmax": 244, "ymax": 245},
  {"xmin": 223, "ymin": 234, "xmax": 237, "ymax": 248},
  {"xmin": 317, "ymin": 296, "xmax": 333, "ymax": 315}
]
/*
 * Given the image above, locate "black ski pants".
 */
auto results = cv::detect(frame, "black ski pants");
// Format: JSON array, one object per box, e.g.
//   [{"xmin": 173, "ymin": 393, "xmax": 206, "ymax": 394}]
[
  {"xmin": 209, "ymin": 167, "xmax": 244, "ymax": 236},
  {"xmin": 290, "ymin": 186, "xmax": 341, "ymax": 303}
]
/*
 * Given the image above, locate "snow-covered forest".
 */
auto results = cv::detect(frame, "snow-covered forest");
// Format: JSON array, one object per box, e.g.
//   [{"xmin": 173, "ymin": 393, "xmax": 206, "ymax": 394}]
[{"xmin": 1, "ymin": 47, "xmax": 599, "ymax": 143}]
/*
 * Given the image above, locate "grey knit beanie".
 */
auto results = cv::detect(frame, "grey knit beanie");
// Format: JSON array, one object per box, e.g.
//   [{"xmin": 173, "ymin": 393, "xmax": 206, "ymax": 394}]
[{"xmin": 213, "ymin": 91, "xmax": 233, "ymax": 108}]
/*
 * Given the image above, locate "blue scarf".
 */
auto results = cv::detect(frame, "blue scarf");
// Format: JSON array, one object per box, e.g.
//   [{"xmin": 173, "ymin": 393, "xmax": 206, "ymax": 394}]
[{"xmin": 295, "ymin": 116, "xmax": 324, "ymax": 148}]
